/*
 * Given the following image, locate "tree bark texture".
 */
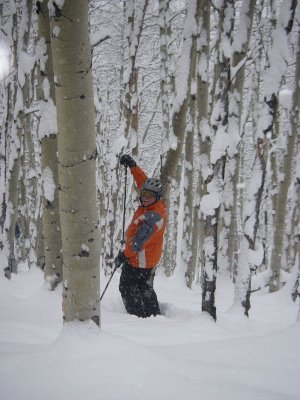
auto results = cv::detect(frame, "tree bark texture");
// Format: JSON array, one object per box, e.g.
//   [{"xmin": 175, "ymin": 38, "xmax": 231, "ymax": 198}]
[
  {"xmin": 201, "ymin": 0, "xmax": 234, "ymax": 320},
  {"xmin": 225, "ymin": 0, "xmax": 256, "ymax": 277},
  {"xmin": 196, "ymin": 0, "xmax": 210, "ymax": 280},
  {"xmin": 161, "ymin": 0, "xmax": 197, "ymax": 275},
  {"xmin": 123, "ymin": 0, "xmax": 148, "ymax": 154},
  {"xmin": 50, "ymin": 0, "xmax": 100, "ymax": 325},
  {"xmin": 37, "ymin": 0, "xmax": 62, "ymax": 289},
  {"xmin": 183, "ymin": 12, "xmax": 197, "ymax": 288},
  {"xmin": 268, "ymin": 3, "xmax": 298, "ymax": 291}
]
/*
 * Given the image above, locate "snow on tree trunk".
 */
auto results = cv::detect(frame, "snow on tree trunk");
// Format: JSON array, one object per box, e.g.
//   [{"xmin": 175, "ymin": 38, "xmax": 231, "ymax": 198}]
[
  {"xmin": 1, "ymin": 0, "xmax": 33, "ymax": 278},
  {"xmin": 50, "ymin": 0, "xmax": 100, "ymax": 326},
  {"xmin": 18, "ymin": 5, "xmax": 39, "ymax": 270},
  {"xmin": 6, "ymin": 153, "xmax": 20, "ymax": 277},
  {"xmin": 266, "ymin": 0, "xmax": 297, "ymax": 291},
  {"xmin": 235, "ymin": 0, "xmax": 297, "ymax": 315},
  {"xmin": 269, "ymin": 115, "xmax": 297, "ymax": 292},
  {"xmin": 200, "ymin": 0, "xmax": 234, "ymax": 321},
  {"xmin": 17, "ymin": 0, "xmax": 37, "ymax": 270},
  {"xmin": 235, "ymin": 134, "xmax": 269, "ymax": 316},
  {"xmin": 161, "ymin": 0, "xmax": 197, "ymax": 277},
  {"xmin": 161, "ymin": 0, "xmax": 196, "ymax": 194},
  {"xmin": 37, "ymin": 0, "xmax": 62, "ymax": 290},
  {"xmin": 195, "ymin": 0, "xmax": 210, "ymax": 280},
  {"xmin": 159, "ymin": 0, "xmax": 171, "ymax": 146},
  {"xmin": 281, "ymin": 21, "xmax": 300, "ymax": 287},
  {"xmin": 224, "ymin": 0, "xmax": 256, "ymax": 277},
  {"xmin": 122, "ymin": 0, "xmax": 148, "ymax": 154},
  {"xmin": 183, "ymin": 2, "xmax": 198, "ymax": 288}
]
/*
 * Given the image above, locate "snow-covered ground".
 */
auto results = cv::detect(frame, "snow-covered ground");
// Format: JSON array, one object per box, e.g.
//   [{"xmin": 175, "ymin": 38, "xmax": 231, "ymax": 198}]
[{"xmin": 0, "ymin": 263, "xmax": 299, "ymax": 400}]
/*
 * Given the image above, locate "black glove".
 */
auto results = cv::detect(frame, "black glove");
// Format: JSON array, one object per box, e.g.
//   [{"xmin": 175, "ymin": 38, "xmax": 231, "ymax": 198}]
[
  {"xmin": 114, "ymin": 251, "xmax": 127, "ymax": 269},
  {"xmin": 120, "ymin": 154, "xmax": 136, "ymax": 168}
]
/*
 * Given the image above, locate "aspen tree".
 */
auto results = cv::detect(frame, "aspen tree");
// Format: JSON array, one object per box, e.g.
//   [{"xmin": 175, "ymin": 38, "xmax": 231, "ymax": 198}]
[
  {"xmin": 224, "ymin": 0, "xmax": 256, "ymax": 277},
  {"xmin": 183, "ymin": 2, "xmax": 198, "ymax": 287},
  {"xmin": 233, "ymin": 0, "xmax": 297, "ymax": 315},
  {"xmin": 159, "ymin": 0, "xmax": 171, "ymax": 142},
  {"xmin": 159, "ymin": 0, "xmax": 179, "ymax": 277},
  {"xmin": 37, "ymin": 0, "xmax": 62, "ymax": 289},
  {"xmin": 2, "ymin": 0, "xmax": 33, "ymax": 277},
  {"xmin": 201, "ymin": 0, "xmax": 234, "ymax": 320},
  {"xmin": 267, "ymin": 0, "xmax": 297, "ymax": 291},
  {"xmin": 18, "ymin": 0, "xmax": 39, "ymax": 270},
  {"xmin": 122, "ymin": 0, "xmax": 148, "ymax": 155},
  {"xmin": 270, "ymin": 22, "xmax": 300, "ymax": 291},
  {"xmin": 235, "ymin": 0, "xmax": 297, "ymax": 314},
  {"xmin": 194, "ymin": 0, "xmax": 210, "ymax": 282},
  {"xmin": 161, "ymin": 0, "xmax": 197, "ymax": 275},
  {"xmin": 50, "ymin": 0, "xmax": 100, "ymax": 325}
]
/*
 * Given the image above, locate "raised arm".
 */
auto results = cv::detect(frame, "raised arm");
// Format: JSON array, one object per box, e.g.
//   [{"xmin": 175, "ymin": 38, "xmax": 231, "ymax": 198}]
[{"xmin": 120, "ymin": 155, "xmax": 148, "ymax": 190}]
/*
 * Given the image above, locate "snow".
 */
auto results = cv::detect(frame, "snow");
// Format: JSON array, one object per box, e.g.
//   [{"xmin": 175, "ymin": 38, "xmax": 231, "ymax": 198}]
[
  {"xmin": 200, "ymin": 192, "xmax": 220, "ymax": 217},
  {"xmin": 0, "ymin": 42, "xmax": 10, "ymax": 79},
  {"xmin": 247, "ymin": 242, "xmax": 264, "ymax": 266},
  {"xmin": 51, "ymin": 26, "xmax": 60, "ymax": 38},
  {"xmin": 42, "ymin": 166, "xmax": 56, "ymax": 203},
  {"xmin": 81, "ymin": 244, "xmax": 89, "ymax": 252},
  {"xmin": 279, "ymin": 89, "xmax": 293, "ymax": 110},
  {"xmin": 233, "ymin": 0, "xmax": 251, "ymax": 53},
  {"xmin": 48, "ymin": 0, "xmax": 65, "ymax": 16},
  {"xmin": 263, "ymin": 1, "xmax": 292, "ymax": 98},
  {"xmin": 39, "ymin": 98, "xmax": 57, "ymax": 139},
  {"xmin": 18, "ymin": 51, "xmax": 35, "ymax": 88},
  {"xmin": 90, "ymin": 29, "xmax": 111, "ymax": 47},
  {"xmin": 211, "ymin": 126, "xmax": 229, "ymax": 164},
  {"xmin": 42, "ymin": 77, "xmax": 51, "ymax": 101},
  {"xmin": 173, "ymin": 0, "xmax": 197, "ymax": 113},
  {"xmin": 111, "ymin": 135, "xmax": 128, "ymax": 157},
  {"xmin": 0, "ymin": 265, "xmax": 299, "ymax": 400}
]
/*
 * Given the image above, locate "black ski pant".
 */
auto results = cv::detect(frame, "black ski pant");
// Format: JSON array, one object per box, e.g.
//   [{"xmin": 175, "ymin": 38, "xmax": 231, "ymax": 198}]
[{"xmin": 119, "ymin": 262, "xmax": 160, "ymax": 318}]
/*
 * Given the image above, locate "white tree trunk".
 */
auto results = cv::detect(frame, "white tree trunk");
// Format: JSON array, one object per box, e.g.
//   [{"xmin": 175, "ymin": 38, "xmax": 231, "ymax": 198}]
[
  {"xmin": 201, "ymin": 0, "xmax": 234, "ymax": 320},
  {"xmin": 225, "ymin": 0, "xmax": 256, "ymax": 276},
  {"xmin": 183, "ymin": 4, "xmax": 198, "ymax": 287},
  {"xmin": 159, "ymin": 0, "xmax": 171, "ymax": 143},
  {"xmin": 122, "ymin": 0, "xmax": 148, "ymax": 154},
  {"xmin": 267, "ymin": 0, "xmax": 298, "ymax": 291},
  {"xmin": 195, "ymin": 0, "xmax": 210, "ymax": 281},
  {"xmin": 2, "ymin": 1, "xmax": 32, "ymax": 277},
  {"xmin": 50, "ymin": 0, "xmax": 100, "ymax": 325},
  {"xmin": 161, "ymin": 0, "xmax": 197, "ymax": 276},
  {"xmin": 37, "ymin": 0, "xmax": 62, "ymax": 289}
]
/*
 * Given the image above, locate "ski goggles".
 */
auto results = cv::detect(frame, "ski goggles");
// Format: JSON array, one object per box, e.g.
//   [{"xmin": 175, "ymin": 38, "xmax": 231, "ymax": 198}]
[{"xmin": 140, "ymin": 189, "xmax": 156, "ymax": 199}]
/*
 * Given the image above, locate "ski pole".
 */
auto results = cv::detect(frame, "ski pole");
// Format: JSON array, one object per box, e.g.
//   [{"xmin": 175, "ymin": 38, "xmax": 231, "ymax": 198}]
[
  {"xmin": 100, "ymin": 265, "xmax": 118, "ymax": 301},
  {"xmin": 100, "ymin": 164, "xmax": 128, "ymax": 301}
]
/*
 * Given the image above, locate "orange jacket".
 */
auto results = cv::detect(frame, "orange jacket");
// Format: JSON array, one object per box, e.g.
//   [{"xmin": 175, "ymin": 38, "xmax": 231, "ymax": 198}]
[{"xmin": 124, "ymin": 165, "xmax": 167, "ymax": 269}]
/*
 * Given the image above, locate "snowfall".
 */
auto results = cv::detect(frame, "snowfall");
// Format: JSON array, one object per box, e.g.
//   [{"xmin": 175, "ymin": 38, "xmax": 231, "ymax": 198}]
[{"xmin": 0, "ymin": 262, "xmax": 299, "ymax": 400}]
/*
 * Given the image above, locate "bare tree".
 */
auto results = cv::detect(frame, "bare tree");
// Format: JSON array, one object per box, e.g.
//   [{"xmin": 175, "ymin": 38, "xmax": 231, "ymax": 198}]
[
  {"xmin": 122, "ymin": 0, "xmax": 149, "ymax": 154},
  {"xmin": 224, "ymin": 0, "xmax": 257, "ymax": 278},
  {"xmin": 161, "ymin": 1, "xmax": 196, "ymax": 275},
  {"xmin": 50, "ymin": 0, "xmax": 100, "ymax": 325},
  {"xmin": 37, "ymin": 0, "xmax": 62, "ymax": 289},
  {"xmin": 267, "ymin": 0, "xmax": 297, "ymax": 292},
  {"xmin": 183, "ymin": 0, "xmax": 200, "ymax": 287},
  {"xmin": 1, "ymin": 0, "xmax": 33, "ymax": 277},
  {"xmin": 200, "ymin": 0, "xmax": 235, "ymax": 321}
]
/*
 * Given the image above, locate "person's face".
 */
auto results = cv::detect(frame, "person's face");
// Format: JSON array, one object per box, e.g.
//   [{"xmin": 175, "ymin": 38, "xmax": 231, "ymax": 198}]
[{"xmin": 140, "ymin": 189, "xmax": 157, "ymax": 207}]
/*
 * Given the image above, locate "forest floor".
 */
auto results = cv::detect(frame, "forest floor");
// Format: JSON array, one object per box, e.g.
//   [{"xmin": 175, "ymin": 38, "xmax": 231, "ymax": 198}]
[{"xmin": 0, "ymin": 263, "xmax": 299, "ymax": 400}]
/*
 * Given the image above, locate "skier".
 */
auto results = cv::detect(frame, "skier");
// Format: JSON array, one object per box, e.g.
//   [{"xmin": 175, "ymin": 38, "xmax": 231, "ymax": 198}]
[{"xmin": 115, "ymin": 154, "xmax": 167, "ymax": 317}]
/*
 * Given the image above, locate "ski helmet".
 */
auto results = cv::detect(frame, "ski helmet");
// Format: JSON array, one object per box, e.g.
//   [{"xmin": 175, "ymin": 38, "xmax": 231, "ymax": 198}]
[{"xmin": 142, "ymin": 178, "xmax": 163, "ymax": 199}]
